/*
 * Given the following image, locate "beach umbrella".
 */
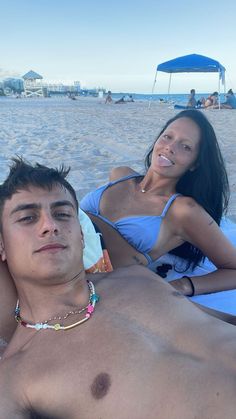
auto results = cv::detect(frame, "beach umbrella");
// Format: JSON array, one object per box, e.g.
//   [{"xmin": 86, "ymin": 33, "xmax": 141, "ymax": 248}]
[{"xmin": 150, "ymin": 54, "xmax": 226, "ymax": 108}]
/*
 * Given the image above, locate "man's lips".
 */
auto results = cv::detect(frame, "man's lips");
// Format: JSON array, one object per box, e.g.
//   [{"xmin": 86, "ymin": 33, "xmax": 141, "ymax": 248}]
[{"xmin": 34, "ymin": 244, "xmax": 67, "ymax": 253}]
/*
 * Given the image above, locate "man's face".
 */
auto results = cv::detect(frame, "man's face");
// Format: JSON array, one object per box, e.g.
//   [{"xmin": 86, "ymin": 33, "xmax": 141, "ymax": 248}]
[{"xmin": 0, "ymin": 184, "xmax": 83, "ymax": 285}]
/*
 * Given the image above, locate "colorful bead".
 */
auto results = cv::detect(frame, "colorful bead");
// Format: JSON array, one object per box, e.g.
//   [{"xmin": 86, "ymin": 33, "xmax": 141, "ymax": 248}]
[
  {"xmin": 54, "ymin": 323, "xmax": 61, "ymax": 331},
  {"xmin": 91, "ymin": 294, "xmax": 100, "ymax": 303},
  {"xmin": 87, "ymin": 304, "xmax": 94, "ymax": 314},
  {"xmin": 35, "ymin": 323, "xmax": 42, "ymax": 330}
]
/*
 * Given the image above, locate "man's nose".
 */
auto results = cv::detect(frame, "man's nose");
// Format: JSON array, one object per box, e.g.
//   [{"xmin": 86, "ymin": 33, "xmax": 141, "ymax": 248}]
[{"xmin": 39, "ymin": 213, "xmax": 59, "ymax": 236}]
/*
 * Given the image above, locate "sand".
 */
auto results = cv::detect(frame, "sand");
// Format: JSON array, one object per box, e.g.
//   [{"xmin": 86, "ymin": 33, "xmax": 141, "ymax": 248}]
[{"xmin": 0, "ymin": 95, "xmax": 236, "ymax": 220}]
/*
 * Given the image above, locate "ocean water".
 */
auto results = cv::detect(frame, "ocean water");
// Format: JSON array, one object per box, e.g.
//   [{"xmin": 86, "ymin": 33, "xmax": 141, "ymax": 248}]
[{"xmin": 111, "ymin": 92, "xmax": 226, "ymax": 104}]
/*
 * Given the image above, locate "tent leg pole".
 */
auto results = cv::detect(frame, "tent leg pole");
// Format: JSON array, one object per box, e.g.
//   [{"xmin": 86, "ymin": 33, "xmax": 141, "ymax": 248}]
[
  {"xmin": 148, "ymin": 71, "xmax": 158, "ymax": 109},
  {"xmin": 167, "ymin": 74, "xmax": 172, "ymax": 101},
  {"xmin": 218, "ymin": 71, "xmax": 221, "ymax": 109}
]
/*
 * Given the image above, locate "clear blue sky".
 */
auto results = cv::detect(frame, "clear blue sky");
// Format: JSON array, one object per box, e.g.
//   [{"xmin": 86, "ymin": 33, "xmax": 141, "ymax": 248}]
[{"xmin": 1, "ymin": 0, "xmax": 236, "ymax": 93}]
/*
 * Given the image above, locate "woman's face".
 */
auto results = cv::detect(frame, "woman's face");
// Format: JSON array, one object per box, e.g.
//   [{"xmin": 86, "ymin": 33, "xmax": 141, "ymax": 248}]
[{"xmin": 151, "ymin": 117, "xmax": 201, "ymax": 179}]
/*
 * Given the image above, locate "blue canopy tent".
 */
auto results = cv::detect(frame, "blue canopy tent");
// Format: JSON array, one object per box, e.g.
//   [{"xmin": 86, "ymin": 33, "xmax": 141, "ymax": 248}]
[{"xmin": 151, "ymin": 54, "xmax": 226, "ymax": 108}]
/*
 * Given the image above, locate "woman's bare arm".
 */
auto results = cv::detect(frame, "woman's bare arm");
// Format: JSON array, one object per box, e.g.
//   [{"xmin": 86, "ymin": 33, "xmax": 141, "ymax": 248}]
[
  {"xmin": 87, "ymin": 214, "xmax": 148, "ymax": 269},
  {"xmin": 170, "ymin": 198, "xmax": 236, "ymax": 295}
]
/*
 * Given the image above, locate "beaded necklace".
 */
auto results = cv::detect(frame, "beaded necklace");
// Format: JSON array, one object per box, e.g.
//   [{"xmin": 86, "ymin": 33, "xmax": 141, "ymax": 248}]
[{"xmin": 14, "ymin": 280, "xmax": 99, "ymax": 331}]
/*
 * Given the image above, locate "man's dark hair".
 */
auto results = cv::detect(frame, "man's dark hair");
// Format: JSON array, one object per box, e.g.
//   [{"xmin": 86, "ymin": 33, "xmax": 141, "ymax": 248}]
[{"xmin": 0, "ymin": 157, "xmax": 78, "ymax": 229}]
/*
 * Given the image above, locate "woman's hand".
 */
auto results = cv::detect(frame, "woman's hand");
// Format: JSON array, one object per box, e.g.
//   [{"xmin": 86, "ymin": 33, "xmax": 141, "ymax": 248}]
[{"xmin": 170, "ymin": 276, "xmax": 195, "ymax": 296}]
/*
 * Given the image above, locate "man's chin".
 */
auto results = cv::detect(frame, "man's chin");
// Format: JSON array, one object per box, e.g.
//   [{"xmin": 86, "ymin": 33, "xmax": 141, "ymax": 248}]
[{"xmin": 37, "ymin": 266, "xmax": 69, "ymax": 282}]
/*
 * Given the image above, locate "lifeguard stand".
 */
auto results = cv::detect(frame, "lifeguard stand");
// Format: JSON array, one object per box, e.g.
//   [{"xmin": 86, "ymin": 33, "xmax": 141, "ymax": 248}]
[{"xmin": 22, "ymin": 70, "xmax": 43, "ymax": 97}]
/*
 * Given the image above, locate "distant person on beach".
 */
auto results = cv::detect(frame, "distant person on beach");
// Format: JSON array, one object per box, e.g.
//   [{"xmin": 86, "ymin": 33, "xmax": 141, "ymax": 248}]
[
  {"xmin": 126, "ymin": 94, "xmax": 134, "ymax": 102},
  {"xmin": 221, "ymin": 89, "xmax": 236, "ymax": 109},
  {"xmin": 105, "ymin": 90, "xmax": 113, "ymax": 104},
  {"xmin": 115, "ymin": 95, "xmax": 126, "ymax": 104},
  {"xmin": 186, "ymin": 89, "xmax": 197, "ymax": 108},
  {"xmin": 1, "ymin": 158, "xmax": 236, "ymax": 419},
  {"xmin": 204, "ymin": 91, "xmax": 218, "ymax": 108},
  {"xmin": 81, "ymin": 109, "xmax": 236, "ymax": 296},
  {"xmin": 196, "ymin": 97, "xmax": 206, "ymax": 107},
  {"xmin": 159, "ymin": 98, "xmax": 167, "ymax": 103},
  {"xmin": 68, "ymin": 92, "xmax": 76, "ymax": 100}
]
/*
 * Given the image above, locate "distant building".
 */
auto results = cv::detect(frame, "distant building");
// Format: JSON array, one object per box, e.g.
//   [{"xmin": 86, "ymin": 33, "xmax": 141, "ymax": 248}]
[
  {"xmin": 46, "ymin": 83, "xmax": 79, "ymax": 95},
  {"xmin": 0, "ymin": 81, "xmax": 4, "ymax": 96},
  {"xmin": 0, "ymin": 70, "xmax": 104, "ymax": 98},
  {"xmin": 74, "ymin": 81, "xmax": 81, "ymax": 92},
  {"xmin": 3, "ymin": 78, "xmax": 24, "ymax": 94}
]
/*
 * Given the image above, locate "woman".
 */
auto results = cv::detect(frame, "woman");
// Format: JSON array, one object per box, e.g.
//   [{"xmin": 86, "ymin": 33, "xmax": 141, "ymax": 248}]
[
  {"xmin": 204, "ymin": 92, "xmax": 218, "ymax": 108},
  {"xmin": 221, "ymin": 89, "xmax": 236, "ymax": 109},
  {"xmin": 81, "ymin": 110, "xmax": 236, "ymax": 296}
]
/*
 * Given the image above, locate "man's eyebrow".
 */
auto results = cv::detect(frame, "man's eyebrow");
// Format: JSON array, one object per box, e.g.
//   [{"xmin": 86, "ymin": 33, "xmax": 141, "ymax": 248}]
[
  {"xmin": 10, "ymin": 203, "xmax": 40, "ymax": 216},
  {"xmin": 10, "ymin": 200, "xmax": 76, "ymax": 216},
  {"xmin": 50, "ymin": 200, "xmax": 76, "ymax": 210}
]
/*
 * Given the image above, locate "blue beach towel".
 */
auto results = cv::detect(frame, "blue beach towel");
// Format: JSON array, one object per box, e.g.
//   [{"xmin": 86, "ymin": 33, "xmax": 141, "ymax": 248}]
[{"xmin": 158, "ymin": 217, "xmax": 236, "ymax": 315}]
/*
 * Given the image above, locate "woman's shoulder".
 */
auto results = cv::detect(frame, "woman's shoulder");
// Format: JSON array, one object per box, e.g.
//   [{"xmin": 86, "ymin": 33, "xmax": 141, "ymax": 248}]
[
  {"xmin": 109, "ymin": 166, "xmax": 140, "ymax": 181},
  {"xmin": 173, "ymin": 194, "xmax": 201, "ymax": 209},
  {"xmin": 170, "ymin": 195, "xmax": 206, "ymax": 220},
  {"xmin": 171, "ymin": 195, "xmax": 214, "ymax": 227},
  {"xmin": 169, "ymin": 196, "xmax": 215, "ymax": 239}
]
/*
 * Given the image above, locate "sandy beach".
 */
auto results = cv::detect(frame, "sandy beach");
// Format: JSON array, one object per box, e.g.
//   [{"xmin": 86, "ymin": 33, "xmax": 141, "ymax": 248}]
[{"xmin": 0, "ymin": 96, "xmax": 236, "ymax": 220}]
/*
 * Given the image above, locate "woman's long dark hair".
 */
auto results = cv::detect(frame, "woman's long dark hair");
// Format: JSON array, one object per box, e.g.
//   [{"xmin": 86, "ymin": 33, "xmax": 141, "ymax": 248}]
[{"xmin": 145, "ymin": 110, "xmax": 230, "ymax": 270}]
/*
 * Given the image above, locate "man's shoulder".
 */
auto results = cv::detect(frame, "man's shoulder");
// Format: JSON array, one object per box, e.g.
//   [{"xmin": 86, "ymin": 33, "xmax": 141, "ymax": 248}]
[
  {"xmin": 95, "ymin": 265, "xmax": 160, "ymax": 295},
  {"xmin": 102, "ymin": 265, "xmax": 156, "ymax": 281},
  {"xmin": 1, "ymin": 335, "xmax": 27, "ymax": 369}
]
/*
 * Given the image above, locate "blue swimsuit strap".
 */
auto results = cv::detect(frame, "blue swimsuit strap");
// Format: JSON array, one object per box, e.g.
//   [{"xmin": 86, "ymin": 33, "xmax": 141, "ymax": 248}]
[
  {"xmin": 146, "ymin": 193, "xmax": 181, "ymax": 267},
  {"xmin": 160, "ymin": 193, "xmax": 181, "ymax": 217},
  {"xmin": 108, "ymin": 173, "xmax": 142, "ymax": 187}
]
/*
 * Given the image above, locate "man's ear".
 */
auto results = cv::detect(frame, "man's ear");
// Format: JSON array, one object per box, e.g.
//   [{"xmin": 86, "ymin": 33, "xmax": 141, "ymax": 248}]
[
  {"xmin": 80, "ymin": 228, "xmax": 85, "ymax": 249},
  {"xmin": 0, "ymin": 235, "xmax": 6, "ymax": 261}
]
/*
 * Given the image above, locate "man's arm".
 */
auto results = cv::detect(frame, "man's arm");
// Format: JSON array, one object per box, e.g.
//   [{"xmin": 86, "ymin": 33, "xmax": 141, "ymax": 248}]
[
  {"xmin": 0, "ymin": 363, "xmax": 61, "ymax": 419},
  {"xmin": 0, "ymin": 260, "xmax": 17, "ymax": 348}
]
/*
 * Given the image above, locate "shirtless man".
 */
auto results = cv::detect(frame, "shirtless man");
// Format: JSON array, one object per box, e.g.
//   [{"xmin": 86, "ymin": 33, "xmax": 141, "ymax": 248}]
[
  {"xmin": 186, "ymin": 88, "xmax": 197, "ymax": 107},
  {"xmin": 0, "ymin": 158, "xmax": 236, "ymax": 419}
]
